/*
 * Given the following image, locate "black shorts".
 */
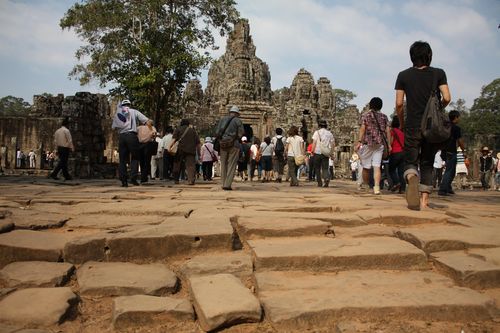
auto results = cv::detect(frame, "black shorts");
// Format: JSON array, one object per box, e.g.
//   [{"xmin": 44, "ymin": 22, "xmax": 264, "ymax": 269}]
[{"xmin": 261, "ymin": 156, "xmax": 273, "ymax": 171}]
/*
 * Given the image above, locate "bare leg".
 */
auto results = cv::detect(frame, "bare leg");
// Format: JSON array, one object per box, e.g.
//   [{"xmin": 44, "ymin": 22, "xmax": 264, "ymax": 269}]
[{"xmin": 421, "ymin": 192, "xmax": 429, "ymax": 209}]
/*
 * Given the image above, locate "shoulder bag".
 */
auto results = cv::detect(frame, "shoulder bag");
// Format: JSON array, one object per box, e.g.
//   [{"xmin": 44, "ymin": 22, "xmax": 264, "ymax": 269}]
[
  {"xmin": 213, "ymin": 117, "xmax": 236, "ymax": 152},
  {"xmin": 372, "ymin": 111, "xmax": 390, "ymax": 159},
  {"xmin": 291, "ymin": 136, "xmax": 305, "ymax": 166},
  {"xmin": 169, "ymin": 127, "xmax": 190, "ymax": 155}
]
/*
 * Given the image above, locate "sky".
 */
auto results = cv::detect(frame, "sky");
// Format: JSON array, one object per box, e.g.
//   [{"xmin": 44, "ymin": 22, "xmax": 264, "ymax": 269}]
[{"xmin": 0, "ymin": 0, "xmax": 499, "ymax": 115}]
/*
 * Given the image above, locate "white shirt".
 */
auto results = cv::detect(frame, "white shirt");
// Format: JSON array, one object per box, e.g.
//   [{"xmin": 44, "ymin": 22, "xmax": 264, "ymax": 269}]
[
  {"xmin": 312, "ymin": 128, "xmax": 334, "ymax": 154},
  {"xmin": 286, "ymin": 135, "xmax": 304, "ymax": 157},
  {"xmin": 433, "ymin": 150, "xmax": 444, "ymax": 169},
  {"xmin": 161, "ymin": 133, "xmax": 174, "ymax": 152},
  {"xmin": 250, "ymin": 144, "xmax": 258, "ymax": 160}
]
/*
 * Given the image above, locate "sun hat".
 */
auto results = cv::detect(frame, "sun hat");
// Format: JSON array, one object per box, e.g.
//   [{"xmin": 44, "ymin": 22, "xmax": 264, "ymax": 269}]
[
  {"xmin": 229, "ymin": 105, "xmax": 240, "ymax": 114},
  {"xmin": 481, "ymin": 146, "xmax": 489, "ymax": 151},
  {"xmin": 121, "ymin": 99, "xmax": 131, "ymax": 106},
  {"xmin": 205, "ymin": 137, "xmax": 212, "ymax": 143}
]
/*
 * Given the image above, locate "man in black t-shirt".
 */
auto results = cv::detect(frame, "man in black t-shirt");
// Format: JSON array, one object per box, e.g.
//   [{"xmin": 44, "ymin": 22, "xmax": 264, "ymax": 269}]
[
  {"xmin": 395, "ymin": 41, "xmax": 451, "ymax": 210},
  {"xmin": 438, "ymin": 111, "xmax": 465, "ymax": 196}
]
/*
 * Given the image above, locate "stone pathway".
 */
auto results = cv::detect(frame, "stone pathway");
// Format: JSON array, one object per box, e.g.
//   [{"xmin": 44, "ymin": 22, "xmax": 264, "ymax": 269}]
[{"xmin": 0, "ymin": 176, "xmax": 498, "ymax": 332}]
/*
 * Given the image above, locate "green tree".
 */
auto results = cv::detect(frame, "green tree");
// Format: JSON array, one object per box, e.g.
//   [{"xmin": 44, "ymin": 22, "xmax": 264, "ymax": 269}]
[
  {"xmin": 460, "ymin": 79, "xmax": 500, "ymax": 137},
  {"xmin": 0, "ymin": 96, "xmax": 31, "ymax": 117},
  {"xmin": 334, "ymin": 89, "xmax": 357, "ymax": 112},
  {"xmin": 448, "ymin": 98, "xmax": 468, "ymax": 113},
  {"xmin": 60, "ymin": 0, "xmax": 239, "ymax": 126}
]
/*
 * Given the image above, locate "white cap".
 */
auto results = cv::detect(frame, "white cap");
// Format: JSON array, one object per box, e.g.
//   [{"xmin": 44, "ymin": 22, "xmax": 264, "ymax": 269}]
[
  {"xmin": 241, "ymin": 136, "xmax": 247, "ymax": 142},
  {"xmin": 229, "ymin": 105, "xmax": 240, "ymax": 114},
  {"xmin": 121, "ymin": 99, "xmax": 131, "ymax": 106}
]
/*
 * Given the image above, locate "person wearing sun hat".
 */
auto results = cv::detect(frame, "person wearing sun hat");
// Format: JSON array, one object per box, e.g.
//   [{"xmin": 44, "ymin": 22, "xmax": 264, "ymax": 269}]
[
  {"xmin": 479, "ymin": 146, "xmax": 494, "ymax": 190},
  {"xmin": 112, "ymin": 99, "xmax": 149, "ymax": 187}
]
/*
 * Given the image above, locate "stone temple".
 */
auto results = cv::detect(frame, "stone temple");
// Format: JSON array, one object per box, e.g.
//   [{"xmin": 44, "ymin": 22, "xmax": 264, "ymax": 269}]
[
  {"xmin": 0, "ymin": 18, "xmax": 361, "ymax": 177},
  {"xmin": 176, "ymin": 19, "xmax": 360, "ymax": 174}
]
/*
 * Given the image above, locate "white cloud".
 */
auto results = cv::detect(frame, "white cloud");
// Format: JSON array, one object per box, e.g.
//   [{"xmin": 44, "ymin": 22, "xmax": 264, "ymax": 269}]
[{"xmin": 0, "ymin": 1, "xmax": 80, "ymax": 69}]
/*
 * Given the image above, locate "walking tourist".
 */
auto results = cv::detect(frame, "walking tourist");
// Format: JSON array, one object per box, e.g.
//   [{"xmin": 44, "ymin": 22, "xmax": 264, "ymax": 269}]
[
  {"xmin": 355, "ymin": 97, "xmax": 390, "ymax": 195},
  {"xmin": 237, "ymin": 136, "xmax": 251, "ymax": 181},
  {"xmin": 286, "ymin": 125, "xmax": 304, "ymax": 187},
  {"xmin": 28, "ymin": 150, "xmax": 36, "ymax": 168},
  {"xmin": 249, "ymin": 138, "xmax": 261, "ymax": 181},
  {"xmin": 171, "ymin": 119, "xmax": 200, "ymax": 185},
  {"xmin": 260, "ymin": 136, "xmax": 274, "ymax": 182},
  {"xmin": 215, "ymin": 105, "xmax": 244, "ymax": 190},
  {"xmin": 137, "ymin": 120, "xmax": 157, "ymax": 183},
  {"xmin": 395, "ymin": 41, "xmax": 451, "ymax": 209},
  {"xmin": 200, "ymin": 137, "xmax": 218, "ymax": 181},
  {"xmin": 433, "ymin": 150, "xmax": 444, "ymax": 188},
  {"xmin": 151, "ymin": 132, "xmax": 163, "ymax": 180},
  {"xmin": 438, "ymin": 110, "xmax": 465, "ymax": 196},
  {"xmin": 479, "ymin": 146, "xmax": 494, "ymax": 190},
  {"xmin": 49, "ymin": 117, "xmax": 74, "ymax": 181},
  {"xmin": 311, "ymin": 119, "xmax": 335, "ymax": 187},
  {"xmin": 111, "ymin": 99, "xmax": 149, "ymax": 187},
  {"xmin": 494, "ymin": 152, "xmax": 500, "ymax": 191},
  {"xmin": 349, "ymin": 153, "xmax": 359, "ymax": 181},
  {"xmin": 388, "ymin": 116, "xmax": 405, "ymax": 193},
  {"xmin": 272, "ymin": 128, "xmax": 286, "ymax": 183},
  {"xmin": 161, "ymin": 126, "xmax": 174, "ymax": 180},
  {"xmin": 455, "ymin": 148, "xmax": 468, "ymax": 190}
]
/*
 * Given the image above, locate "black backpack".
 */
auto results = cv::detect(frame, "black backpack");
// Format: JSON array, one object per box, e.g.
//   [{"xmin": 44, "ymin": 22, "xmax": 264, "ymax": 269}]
[
  {"xmin": 275, "ymin": 137, "xmax": 285, "ymax": 157},
  {"xmin": 421, "ymin": 70, "xmax": 451, "ymax": 143}
]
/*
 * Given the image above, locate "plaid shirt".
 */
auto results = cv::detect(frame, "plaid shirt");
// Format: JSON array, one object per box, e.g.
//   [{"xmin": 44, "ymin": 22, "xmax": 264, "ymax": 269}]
[{"xmin": 361, "ymin": 110, "xmax": 388, "ymax": 146}]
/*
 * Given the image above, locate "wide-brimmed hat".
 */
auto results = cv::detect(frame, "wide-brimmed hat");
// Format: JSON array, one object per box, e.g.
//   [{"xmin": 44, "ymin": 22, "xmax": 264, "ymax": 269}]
[
  {"xmin": 481, "ymin": 146, "xmax": 490, "ymax": 152},
  {"xmin": 205, "ymin": 137, "xmax": 212, "ymax": 143},
  {"xmin": 229, "ymin": 105, "xmax": 240, "ymax": 114}
]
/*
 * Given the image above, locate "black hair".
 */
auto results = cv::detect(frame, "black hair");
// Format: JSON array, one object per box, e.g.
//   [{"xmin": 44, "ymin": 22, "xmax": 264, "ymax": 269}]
[
  {"xmin": 164, "ymin": 126, "xmax": 173, "ymax": 134},
  {"xmin": 62, "ymin": 117, "xmax": 69, "ymax": 127},
  {"xmin": 264, "ymin": 136, "xmax": 271, "ymax": 145},
  {"xmin": 449, "ymin": 110, "xmax": 460, "ymax": 121},
  {"xmin": 369, "ymin": 97, "xmax": 383, "ymax": 111},
  {"xmin": 410, "ymin": 41, "xmax": 433, "ymax": 67},
  {"xmin": 276, "ymin": 127, "xmax": 283, "ymax": 135},
  {"xmin": 391, "ymin": 115, "xmax": 400, "ymax": 128},
  {"xmin": 319, "ymin": 120, "xmax": 327, "ymax": 128},
  {"xmin": 180, "ymin": 119, "xmax": 190, "ymax": 126}
]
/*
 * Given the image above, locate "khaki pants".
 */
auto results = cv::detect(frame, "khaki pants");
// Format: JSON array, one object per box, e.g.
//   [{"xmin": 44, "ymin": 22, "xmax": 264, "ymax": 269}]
[{"xmin": 220, "ymin": 147, "xmax": 239, "ymax": 189}]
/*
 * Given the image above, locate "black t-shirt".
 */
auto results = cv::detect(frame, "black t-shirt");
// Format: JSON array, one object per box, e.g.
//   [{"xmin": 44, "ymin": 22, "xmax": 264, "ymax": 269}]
[
  {"xmin": 443, "ymin": 124, "xmax": 461, "ymax": 154},
  {"xmin": 395, "ymin": 66, "xmax": 447, "ymax": 128}
]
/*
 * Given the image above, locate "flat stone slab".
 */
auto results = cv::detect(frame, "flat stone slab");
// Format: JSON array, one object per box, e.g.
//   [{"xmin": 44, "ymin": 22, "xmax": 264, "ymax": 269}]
[
  {"xmin": 356, "ymin": 208, "xmax": 449, "ymax": 225},
  {"xmin": 112, "ymin": 295, "xmax": 194, "ymax": 329},
  {"xmin": 63, "ymin": 233, "xmax": 107, "ymax": 264},
  {"xmin": 0, "ymin": 230, "xmax": 69, "ymax": 268},
  {"xmin": 0, "ymin": 287, "xmax": 78, "ymax": 326},
  {"xmin": 395, "ymin": 224, "xmax": 500, "ymax": 253},
  {"xmin": 189, "ymin": 274, "xmax": 261, "ymax": 331},
  {"xmin": 0, "ymin": 261, "xmax": 74, "ymax": 288},
  {"xmin": 4, "ymin": 209, "xmax": 69, "ymax": 230},
  {"xmin": 255, "ymin": 271, "xmax": 495, "ymax": 329},
  {"xmin": 77, "ymin": 261, "xmax": 177, "ymax": 296},
  {"xmin": 66, "ymin": 214, "xmax": 165, "ymax": 229},
  {"xmin": 248, "ymin": 236, "xmax": 427, "ymax": 271},
  {"xmin": 180, "ymin": 252, "xmax": 253, "ymax": 279},
  {"xmin": 431, "ymin": 250, "xmax": 500, "ymax": 289},
  {"xmin": 236, "ymin": 217, "xmax": 330, "ymax": 239},
  {"xmin": 333, "ymin": 225, "xmax": 394, "ymax": 238},
  {"xmin": 105, "ymin": 217, "xmax": 234, "ymax": 261}
]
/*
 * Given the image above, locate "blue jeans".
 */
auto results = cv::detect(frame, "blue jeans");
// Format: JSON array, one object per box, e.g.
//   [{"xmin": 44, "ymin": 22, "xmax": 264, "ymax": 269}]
[{"xmin": 439, "ymin": 152, "xmax": 457, "ymax": 193}]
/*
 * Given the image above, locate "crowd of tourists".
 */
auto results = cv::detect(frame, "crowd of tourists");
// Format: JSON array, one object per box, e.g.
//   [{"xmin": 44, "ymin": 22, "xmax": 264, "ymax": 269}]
[{"xmin": 34, "ymin": 40, "xmax": 500, "ymax": 211}]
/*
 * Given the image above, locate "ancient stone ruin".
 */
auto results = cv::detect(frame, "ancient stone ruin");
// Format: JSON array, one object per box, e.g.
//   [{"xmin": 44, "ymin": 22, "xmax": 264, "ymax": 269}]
[
  {"xmin": 0, "ymin": 92, "xmax": 115, "ymax": 178},
  {"xmin": 174, "ymin": 18, "xmax": 360, "ymax": 175}
]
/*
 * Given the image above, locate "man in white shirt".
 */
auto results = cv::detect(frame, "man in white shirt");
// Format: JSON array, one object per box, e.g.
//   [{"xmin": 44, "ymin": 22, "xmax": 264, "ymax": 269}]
[
  {"xmin": 432, "ymin": 150, "xmax": 444, "ymax": 188},
  {"xmin": 50, "ymin": 117, "xmax": 74, "ymax": 180},
  {"xmin": 311, "ymin": 119, "xmax": 335, "ymax": 187},
  {"xmin": 161, "ymin": 126, "xmax": 174, "ymax": 180}
]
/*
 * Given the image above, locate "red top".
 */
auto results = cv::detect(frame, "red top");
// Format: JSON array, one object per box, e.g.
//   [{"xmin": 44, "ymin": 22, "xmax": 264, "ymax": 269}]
[{"xmin": 391, "ymin": 128, "xmax": 404, "ymax": 153}]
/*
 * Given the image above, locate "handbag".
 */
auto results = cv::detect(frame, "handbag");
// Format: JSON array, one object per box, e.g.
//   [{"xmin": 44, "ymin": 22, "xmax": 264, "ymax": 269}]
[
  {"xmin": 214, "ymin": 117, "xmax": 236, "ymax": 152},
  {"xmin": 168, "ymin": 127, "xmax": 190, "ymax": 155},
  {"xmin": 205, "ymin": 144, "xmax": 218, "ymax": 162},
  {"xmin": 372, "ymin": 110, "xmax": 390, "ymax": 159},
  {"xmin": 291, "ymin": 136, "xmax": 305, "ymax": 166}
]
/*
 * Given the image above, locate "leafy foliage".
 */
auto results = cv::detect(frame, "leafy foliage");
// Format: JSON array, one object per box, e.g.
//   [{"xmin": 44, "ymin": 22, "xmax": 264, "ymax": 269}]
[
  {"xmin": 334, "ymin": 88, "xmax": 357, "ymax": 112},
  {"xmin": 0, "ymin": 96, "xmax": 31, "ymax": 117},
  {"xmin": 60, "ymin": 0, "xmax": 239, "ymax": 126},
  {"xmin": 459, "ymin": 79, "xmax": 500, "ymax": 137}
]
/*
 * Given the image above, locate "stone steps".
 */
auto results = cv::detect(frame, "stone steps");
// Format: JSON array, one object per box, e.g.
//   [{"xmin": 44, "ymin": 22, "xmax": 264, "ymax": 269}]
[
  {"xmin": 255, "ymin": 270, "xmax": 496, "ymax": 330},
  {"xmin": 431, "ymin": 249, "xmax": 500, "ymax": 289},
  {"xmin": 248, "ymin": 236, "xmax": 428, "ymax": 271},
  {"xmin": 235, "ymin": 216, "xmax": 331, "ymax": 239}
]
